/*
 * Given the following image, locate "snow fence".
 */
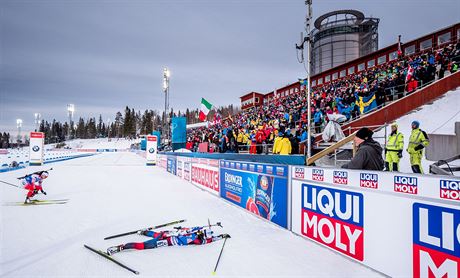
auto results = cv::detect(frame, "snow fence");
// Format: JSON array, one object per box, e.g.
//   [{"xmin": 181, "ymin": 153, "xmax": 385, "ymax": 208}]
[{"xmin": 156, "ymin": 153, "xmax": 459, "ymax": 277}]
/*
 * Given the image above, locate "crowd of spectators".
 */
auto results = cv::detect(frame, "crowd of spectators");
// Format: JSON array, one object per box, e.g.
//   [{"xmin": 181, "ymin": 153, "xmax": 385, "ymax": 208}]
[{"xmin": 185, "ymin": 43, "xmax": 460, "ymax": 155}]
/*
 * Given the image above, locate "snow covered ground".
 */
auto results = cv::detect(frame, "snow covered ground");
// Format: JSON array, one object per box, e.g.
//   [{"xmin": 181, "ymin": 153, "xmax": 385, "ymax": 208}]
[
  {"xmin": 66, "ymin": 138, "xmax": 140, "ymax": 149},
  {"xmin": 374, "ymin": 86, "xmax": 460, "ymax": 174},
  {"xmin": 1, "ymin": 152, "xmax": 382, "ymax": 277}
]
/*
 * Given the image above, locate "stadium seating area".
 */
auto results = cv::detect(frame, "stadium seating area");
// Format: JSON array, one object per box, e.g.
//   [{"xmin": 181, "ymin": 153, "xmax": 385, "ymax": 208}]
[{"xmin": 186, "ymin": 42, "xmax": 460, "ymax": 154}]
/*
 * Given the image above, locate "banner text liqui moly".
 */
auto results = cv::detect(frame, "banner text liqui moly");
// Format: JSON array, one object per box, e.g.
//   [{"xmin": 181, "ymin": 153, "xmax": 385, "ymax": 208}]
[
  {"xmin": 333, "ymin": 171, "xmax": 348, "ymax": 185},
  {"xmin": 440, "ymin": 180, "xmax": 460, "ymax": 201},
  {"xmin": 312, "ymin": 169, "xmax": 324, "ymax": 181},
  {"xmin": 413, "ymin": 203, "xmax": 459, "ymax": 278},
  {"xmin": 394, "ymin": 175, "xmax": 418, "ymax": 194},
  {"xmin": 360, "ymin": 173, "xmax": 378, "ymax": 189},
  {"xmin": 301, "ymin": 184, "xmax": 364, "ymax": 261}
]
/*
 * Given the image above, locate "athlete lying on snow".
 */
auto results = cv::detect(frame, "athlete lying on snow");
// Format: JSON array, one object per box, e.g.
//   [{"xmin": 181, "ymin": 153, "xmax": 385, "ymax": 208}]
[{"xmin": 107, "ymin": 226, "xmax": 230, "ymax": 255}]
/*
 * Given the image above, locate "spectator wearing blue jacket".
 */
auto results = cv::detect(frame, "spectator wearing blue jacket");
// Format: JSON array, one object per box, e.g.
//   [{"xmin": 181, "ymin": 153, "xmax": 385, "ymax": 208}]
[{"xmin": 313, "ymin": 108, "xmax": 323, "ymax": 133}]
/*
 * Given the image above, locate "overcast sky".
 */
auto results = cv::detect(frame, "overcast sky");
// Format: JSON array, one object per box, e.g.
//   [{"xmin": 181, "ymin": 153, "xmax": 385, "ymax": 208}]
[{"xmin": 1, "ymin": 0, "xmax": 459, "ymax": 134}]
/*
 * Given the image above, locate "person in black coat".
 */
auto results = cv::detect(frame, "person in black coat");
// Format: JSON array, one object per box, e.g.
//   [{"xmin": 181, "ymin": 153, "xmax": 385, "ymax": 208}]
[{"xmin": 342, "ymin": 127, "xmax": 384, "ymax": 171}]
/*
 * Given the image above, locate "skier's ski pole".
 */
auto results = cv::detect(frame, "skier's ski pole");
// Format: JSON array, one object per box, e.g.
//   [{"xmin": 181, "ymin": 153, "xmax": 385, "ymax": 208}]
[
  {"xmin": 104, "ymin": 219, "xmax": 186, "ymax": 240},
  {"xmin": 0, "ymin": 180, "xmax": 21, "ymax": 188},
  {"xmin": 174, "ymin": 222, "xmax": 222, "ymax": 230},
  {"xmin": 17, "ymin": 168, "xmax": 53, "ymax": 179},
  {"xmin": 212, "ymin": 235, "xmax": 230, "ymax": 275}
]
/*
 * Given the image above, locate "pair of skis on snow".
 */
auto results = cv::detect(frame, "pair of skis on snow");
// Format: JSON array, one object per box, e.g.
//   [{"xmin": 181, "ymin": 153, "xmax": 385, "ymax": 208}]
[
  {"xmin": 84, "ymin": 219, "xmax": 228, "ymax": 275},
  {"xmin": 4, "ymin": 199, "xmax": 69, "ymax": 206}
]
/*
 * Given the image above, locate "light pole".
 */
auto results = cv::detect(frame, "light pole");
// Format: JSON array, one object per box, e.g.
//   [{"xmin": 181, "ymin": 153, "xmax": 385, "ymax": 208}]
[
  {"xmin": 16, "ymin": 119, "xmax": 23, "ymax": 144},
  {"xmin": 163, "ymin": 67, "xmax": 170, "ymax": 143},
  {"xmin": 296, "ymin": 0, "xmax": 313, "ymax": 162},
  {"xmin": 67, "ymin": 104, "xmax": 75, "ymax": 140},
  {"xmin": 34, "ymin": 113, "xmax": 41, "ymax": 131}
]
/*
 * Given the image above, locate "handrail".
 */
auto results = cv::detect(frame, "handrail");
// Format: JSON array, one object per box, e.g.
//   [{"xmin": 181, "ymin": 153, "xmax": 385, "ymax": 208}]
[{"xmin": 307, "ymin": 131, "xmax": 357, "ymax": 165}]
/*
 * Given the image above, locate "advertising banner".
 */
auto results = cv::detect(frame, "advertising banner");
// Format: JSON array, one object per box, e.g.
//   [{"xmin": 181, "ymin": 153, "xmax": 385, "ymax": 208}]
[
  {"xmin": 183, "ymin": 158, "xmax": 192, "ymax": 182},
  {"xmin": 176, "ymin": 158, "xmax": 183, "ymax": 178},
  {"xmin": 157, "ymin": 154, "xmax": 167, "ymax": 169},
  {"xmin": 29, "ymin": 132, "xmax": 44, "ymax": 165},
  {"xmin": 167, "ymin": 156, "xmax": 177, "ymax": 175},
  {"xmin": 190, "ymin": 158, "xmax": 220, "ymax": 195},
  {"xmin": 176, "ymin": 156, "xmax": 192, "ymax": 180},
  {"xmin": 220, "ymin": 160, "xmax": 289, "ymax": 228},
  {"xmin": 145, "ymin": 135, "xmax": 158, "ymax": 165},
  {"xmin": 291, "ymin": 166, "xmax": 460, "ymax": 277},
  {"xmin": 171, "ymin": 117, "xmax": 186, "ymax": 143}
]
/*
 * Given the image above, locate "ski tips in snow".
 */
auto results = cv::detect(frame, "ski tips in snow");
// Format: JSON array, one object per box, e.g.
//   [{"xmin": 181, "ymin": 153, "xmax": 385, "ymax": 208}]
[{"xmin": 84, "ymin": 244, "xmax": 139, "ymax": 275}]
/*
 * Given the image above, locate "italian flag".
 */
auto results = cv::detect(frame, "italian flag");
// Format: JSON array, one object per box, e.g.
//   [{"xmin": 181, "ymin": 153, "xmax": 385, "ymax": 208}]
[{"xmin": 199, "ymin": 98, "xmax": 213, "ymax": 121}]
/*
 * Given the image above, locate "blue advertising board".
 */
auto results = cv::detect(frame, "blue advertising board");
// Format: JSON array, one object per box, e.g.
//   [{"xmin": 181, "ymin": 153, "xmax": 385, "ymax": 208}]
[
  {"xmin": 171, "ymin": 117, "xmax": 186, "ymax": 143},
  {"xmin": 167, "ymin": 156, "xmax": 177, "ymax": 175},
  {"xmin": 219, "ymin": 160, "xmax": 289, "ymax": 228}
]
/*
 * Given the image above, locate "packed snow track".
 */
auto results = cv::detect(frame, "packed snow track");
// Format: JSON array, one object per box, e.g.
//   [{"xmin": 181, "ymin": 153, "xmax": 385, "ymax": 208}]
[{"xmin": 1, "ymin": 152, "xmax": 383, "ymax": 277}]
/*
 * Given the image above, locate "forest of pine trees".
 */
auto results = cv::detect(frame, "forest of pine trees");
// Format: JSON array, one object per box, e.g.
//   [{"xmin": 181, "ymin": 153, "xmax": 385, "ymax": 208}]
[{"xmin": 22, "ymin": 104, "xmax": 239, "ymax": 144}]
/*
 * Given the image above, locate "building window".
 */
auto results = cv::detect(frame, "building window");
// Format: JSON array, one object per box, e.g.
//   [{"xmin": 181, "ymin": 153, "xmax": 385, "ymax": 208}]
[
  {"xmin": 367, "ymin": 59, "xmax": 375, "ymax": 68},
  {"xmin": 438, "ymin": 32, "xmax": 451, "ymax": 45},
  {"xmin": 325, "ymin": 75, "xmax": 330, "ymax": 82},
  {"xmin": 340, "ymin": 69, "xmax": 346, "ymax": 77},
  {"xmin": 358, "ymin": 63, "xmax": 365, "ymax": 72},
  {"xmin": 348, "ymin": 66, "xmax": 355, "ymax": 74},
  {"xmin": 255, "ymin": 97, "xmax": 259, "ymax": 103},
  {"xmin": 290, "ymin": 88, "xmax": 294, "ymax": 94},
  {"xmin": 295, "ymin": 88, "xmax": 299, "ymax": 93},
  {"xmin": 420, "ymin": 38, "xmax": 432, "ymax": 50},
  {"xmin": 378, "ymin": 55, "xmax": 387, "ymax": 65},
  {"xmin": 389, "ymin": 51, "xmax": 398, "ymax": 61},
  {"xmin": 405, "ymin": 45, "xmax": 415, "ymax": 55},
  {"xmin": 312, "ymin": 80, "xmax": 316, "ymax": 87},
  {"xmin": 332, "ymin": 73, "xmax": 338, "ymax": 80},
  {"xmin": 317, "ymin": 78, "xmax": 323, "ymax": 85}
]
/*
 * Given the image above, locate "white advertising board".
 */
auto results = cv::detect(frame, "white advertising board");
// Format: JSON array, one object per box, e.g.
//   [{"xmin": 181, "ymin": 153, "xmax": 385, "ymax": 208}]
[
  {"xmin": 146, "ymin": 135, "xmax": 158, "ymax": 165},
  {"xmin": 190, "ymin": 158, "xmax": 220, "ymax": 196},
  {"xmin": 291, "ymin": 166, "xmax": 459, "ymax": 277},
  {"xmin": 29, "ymin": 132, "xmax": 44, "ymax": 165}
]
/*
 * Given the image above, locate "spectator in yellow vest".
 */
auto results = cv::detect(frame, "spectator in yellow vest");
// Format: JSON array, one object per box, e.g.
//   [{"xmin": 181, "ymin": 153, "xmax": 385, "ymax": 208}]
[
  {"xmin": 406, "ymin": 121, "xmax": 430, "ymax": 173},
  {"xmin": 384, "ymin": 123, "xmax": 404, "ymax": 171}
]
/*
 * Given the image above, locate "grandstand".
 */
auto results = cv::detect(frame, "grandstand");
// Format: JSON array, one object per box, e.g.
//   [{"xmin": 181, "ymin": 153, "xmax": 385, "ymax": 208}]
[{"xmin": 187, "ymin": 23, "xmax": 460, "ymax": 163}]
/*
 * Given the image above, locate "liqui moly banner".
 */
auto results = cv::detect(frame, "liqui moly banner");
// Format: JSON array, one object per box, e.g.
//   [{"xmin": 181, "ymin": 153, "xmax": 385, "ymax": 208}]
[
  {"xmin": 145, "ymin": 135, "xmax": 158, "ymax": 165},
  {"xmin": 220, "ymin": 160, "xmax": 289, "ymax": 228},
  {"xmin": 29, "ymin": 132, "xmax": 44, "ymax": 165},
  {"xmin": 413, "ymin": 203, "xmax": 459, "ymax": 278},
  {"xmin": 190, "ymin": 158, "xmax": 220, "ymax": 196},
  {"xmin": 291, "ymin": 166, "xmax": 460, "ymax": 277},
  {"xmin": 291, "ymin": 166, "xmax": 460, "ymax": 201}
]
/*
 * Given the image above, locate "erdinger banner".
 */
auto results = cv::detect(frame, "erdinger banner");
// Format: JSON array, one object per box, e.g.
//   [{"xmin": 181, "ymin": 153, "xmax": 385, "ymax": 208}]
[
  {"xmin": 145, "ymin": 135, "xmax": 158, "ymax": 165},
  {"xmin": 220, "ymin": 160, "xmax": 288, "ymax": 228},
  {"xmin": 29, "ymin": 132, "xmax": 44, "ymax": 165},
  {"xmin": 301, "ymin": 184, "xmax": 364, "ymax": 261},
  {"xmin": 190, "ymin": 158, "xmax": 219, "ymax": 195},
  {"xmin": 167, "ymin": 156, "xmax": 177, "ymax": 175},
  {"xmin": 413, "ymin": 203, "xmax": 459, "ymax": 278}
]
